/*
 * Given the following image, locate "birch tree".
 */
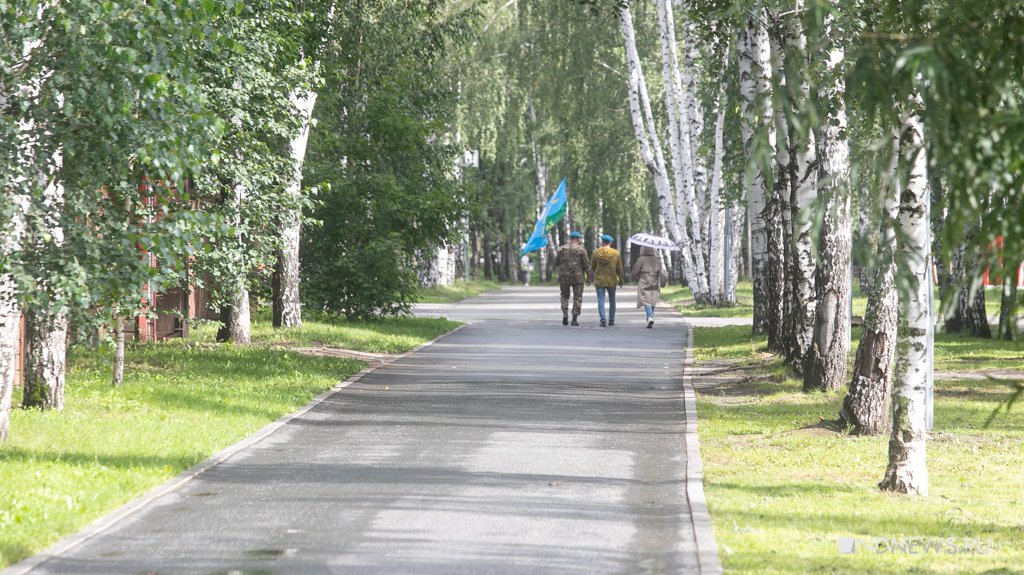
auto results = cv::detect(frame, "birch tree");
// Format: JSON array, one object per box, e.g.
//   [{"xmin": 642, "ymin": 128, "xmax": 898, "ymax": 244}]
[
  {"xmin": 21, "ymin": 173, "xmax": 68, "ymax": 409},
  {"xmin": 803, "ymin": 9, "xmax": 852, "ymax": 393},
  {"xmin": 769, "ymin": 6, "xmax": 818, "ymax": 372},
  {"xmin": 841, "ymin": 127, "xmax": 900, "ymax": 434},
  {"xmin": 880, "ymin": 93, "xmax": 930, "ymax": 495},
  {"xmin": 619, "ymin": 3, "xmax": 701, "ymax": 291},
  {"xmin": 737, "ymin": 10, "xmax": 776, "ymax": 332},
  {"xmin": 273, "ymin": 1, "xmax": 336, "ymax": 329}
]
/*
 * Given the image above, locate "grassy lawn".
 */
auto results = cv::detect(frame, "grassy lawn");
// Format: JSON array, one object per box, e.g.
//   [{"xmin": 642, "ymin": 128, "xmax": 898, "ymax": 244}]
[
  {"xmin": 0, "ymin": 314, "xmax": 460, "ymax": 568},
  {"xmin": 191, "ymin": 311, "xmax": 461, "ymax": 354},
  {"xmin": 693, "ymin": 326, "xmax": 1024, "ymax": 574},
  {"xmin": 663, "ymin": 280, "xmax": 872, "ymax": 319},
  {"xmin": 417, "ymin": 279, "xmax": 500, "ymax": 303}
]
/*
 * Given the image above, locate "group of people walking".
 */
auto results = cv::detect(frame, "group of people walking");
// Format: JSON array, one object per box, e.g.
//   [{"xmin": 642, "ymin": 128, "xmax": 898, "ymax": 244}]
[{"xmin": 554, "ymin": 231, "xmax": 663, "ymax": 328}]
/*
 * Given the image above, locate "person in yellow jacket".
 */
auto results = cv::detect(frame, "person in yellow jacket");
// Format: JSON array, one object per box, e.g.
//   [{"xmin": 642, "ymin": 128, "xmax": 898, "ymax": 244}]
[{"xmin": 590, "ymin": 234, "xmax": 624, "ymax": 327}]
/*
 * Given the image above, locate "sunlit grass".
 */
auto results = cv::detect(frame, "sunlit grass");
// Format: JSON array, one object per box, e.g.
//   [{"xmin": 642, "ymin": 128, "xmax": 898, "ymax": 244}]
[
  {"xmin": 693, "ymin": 325, "xmax": 1024, "ymax": 574},
  {"xmin": 417, "ymin": 279, "xmax": 500, "ymax": 303},
  {"xmin": 191, "ymin": 311, "xmax": 461, "ymax": 354}
]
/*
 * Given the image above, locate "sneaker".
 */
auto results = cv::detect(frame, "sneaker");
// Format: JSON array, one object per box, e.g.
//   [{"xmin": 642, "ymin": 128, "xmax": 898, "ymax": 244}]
[
  {"xmin": 608, "ymin": 320, "xmax": 615, "ymax": 327},
  {"xmin": 647, "ymin": 320, "xmax": 654, "ymax": 329},
  {"xmin": 600, "ymin": 319, "xmax": 607, "ymax": 328},
  {"xmin": 571, "ymin": 316, "xmax": 580, "ymax": 326}
]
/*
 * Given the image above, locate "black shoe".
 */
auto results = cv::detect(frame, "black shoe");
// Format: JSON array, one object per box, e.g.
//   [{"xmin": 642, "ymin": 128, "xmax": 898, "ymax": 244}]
[
  {"xmin": 600, "ymin": 319, "xmax": 607, "ymax": 328},
  {"xmin": 562, "ymin": 314, "xmax": 569, "ymax": 326},
  {"xmin": 608, "ymin": 320, "xmax": 615, "ymax": 327},
  {"xmin": 571, "ymin": 316, "xmax": 579, "ymax": 326},
  {"xmin": 647, "ymin": 320, "xmax": 654, "ymax": 329}
]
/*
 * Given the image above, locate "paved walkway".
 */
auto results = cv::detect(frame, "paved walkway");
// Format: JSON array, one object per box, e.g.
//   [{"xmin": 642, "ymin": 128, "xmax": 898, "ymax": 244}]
[{"xmin": 6, "ymin": 286, "xmax": 719, "ymax": 575}]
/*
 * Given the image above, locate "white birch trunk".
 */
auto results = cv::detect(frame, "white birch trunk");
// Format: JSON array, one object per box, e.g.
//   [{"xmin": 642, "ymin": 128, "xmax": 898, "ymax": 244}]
[
  {"xmin": 620, "ymin": 5, "xmax": 699, "ymax": 289},
  {"xmin": 708, "ymin": 79, "xmax": 727, "ymax": 303},
  {"xmin": 766, "ymin": 15, "xmax": 791, "ymax": 355},
  {"xmin": 803, "ymin": 14, "xmax": 852, "ymax": 392},
  {"xmin": 112, "ymin": 315, "xmax": 125, "ymax": 387},
  {"xmin": 656, "ymin": 0, "xmax": 709, "ymax": 301},
  {"xmin": 842, "ymin": 127, "xmax": 900, "ymax": 435},
  {"xmin": 775, "ymin": 7, "xmax": 818, "ymax": 370},
  {"xmin": 273, "ymin": 89, "xmax": 315, "ymax": 328},
  {"xmin": 23, "ymin": 146, "xmax": 68, "ymax": 410},
  {"xmin": 725, "ymin": 205, "xmax": 743, "ymax": 303},
  {"xmin": 682, "ymin": 14, "xmax": 708, "ymax": 218},
  {"xmin": 528, "ymin": 100, "xmax": 550, "ymax": 283},
  {"xmin": 737, "ymin": 12, "xmax": 774, "ymax": 331},
  {"xmin": 0, "ymin": 277, "xmax": 20, "ymax": 440},
  {"xmin": 880, "ymin": 93, "xmax": 930, "ymax": 495}
]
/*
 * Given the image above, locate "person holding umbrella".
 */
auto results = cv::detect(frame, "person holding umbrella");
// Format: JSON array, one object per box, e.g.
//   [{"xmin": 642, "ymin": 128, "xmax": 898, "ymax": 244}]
[
  {"xmin": 631, "ymin": 246, "xmax": 664, "ymax": 328},
  {"xmin": 628, "ymin": 232, "xmax": 678, "ymax": 328},
  {"xmin": 590, "ymin": 234, "xmax": 624, "ymax": 327}
]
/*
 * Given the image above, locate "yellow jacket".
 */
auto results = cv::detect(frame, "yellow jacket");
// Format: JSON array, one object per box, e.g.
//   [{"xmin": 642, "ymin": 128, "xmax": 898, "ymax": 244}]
[{"xmin": 590, "ymin": 246, "xmax": 624, "ymax": 288}]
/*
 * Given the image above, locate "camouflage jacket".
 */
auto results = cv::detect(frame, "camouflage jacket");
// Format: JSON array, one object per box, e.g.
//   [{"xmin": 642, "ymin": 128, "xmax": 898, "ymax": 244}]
[{"xmin": 556, "ymin": 243, "xmax": 589, "ymax": 285}]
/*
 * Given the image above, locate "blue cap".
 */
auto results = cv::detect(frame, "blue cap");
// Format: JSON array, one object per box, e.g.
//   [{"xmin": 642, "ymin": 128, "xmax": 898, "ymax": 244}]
[
  {"xmin": 601, "ymin": 234, "xmax": 614, "ymax": 243},
  {"xmin": 569, "ymin": 231, "xmax": 583, "ymax": 238}
]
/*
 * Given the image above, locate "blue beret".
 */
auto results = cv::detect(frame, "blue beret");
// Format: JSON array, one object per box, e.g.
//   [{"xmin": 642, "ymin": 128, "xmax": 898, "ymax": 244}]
[
  {"xmin": 601, "ymin": 234, "xmax": 614, "ymax": 243},
  {"xmin": 569, "ymin": 231, "xmax": 584, "ymax": 238}
]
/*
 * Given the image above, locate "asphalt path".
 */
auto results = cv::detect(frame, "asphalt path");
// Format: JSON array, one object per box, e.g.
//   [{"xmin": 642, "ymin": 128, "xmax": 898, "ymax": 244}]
[{"xmin": 9, "ymin": 286, "xmax": 710, "ymax": 575}]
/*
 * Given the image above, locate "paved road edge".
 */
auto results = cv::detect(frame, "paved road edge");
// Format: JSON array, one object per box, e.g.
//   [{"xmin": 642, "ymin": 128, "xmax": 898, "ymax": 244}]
[
  {"xmin": 1, "ymin": 323, "xmax": 467, "ymax": 575},
  {"xmin": 682, "ymin": 322, "xmax": 724, "ymax": 575}
]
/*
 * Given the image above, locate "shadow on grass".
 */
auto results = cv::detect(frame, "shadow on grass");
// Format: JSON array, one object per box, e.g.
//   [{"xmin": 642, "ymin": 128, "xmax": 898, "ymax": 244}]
[{"xmin": 0, "ymin": 447, "xmax": 197, "ymax": 471}]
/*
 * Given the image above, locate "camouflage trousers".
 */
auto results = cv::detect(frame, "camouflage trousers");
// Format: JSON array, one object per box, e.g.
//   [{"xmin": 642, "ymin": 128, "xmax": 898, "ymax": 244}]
[{"xmin": 560, "ymin": 283, "xmax": 584, "ymax": 316}]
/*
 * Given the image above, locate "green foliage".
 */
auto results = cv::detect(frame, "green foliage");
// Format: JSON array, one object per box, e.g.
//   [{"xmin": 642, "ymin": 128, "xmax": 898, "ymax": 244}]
[
  {"xmin": 186, "ymin": 1, "xmax": 312, "ymax": 310},
  {"xmin": 302, "ymin": 0, "xmax": 474, "ymax": 318},
  {"xmin": 459, "ymin": 0, "xmax": 657, "ymax": 277}
]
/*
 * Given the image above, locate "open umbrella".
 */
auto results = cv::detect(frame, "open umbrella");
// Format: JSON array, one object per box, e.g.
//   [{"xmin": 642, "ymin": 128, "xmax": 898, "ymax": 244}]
[{"xmin": 628, "ymin": 232, "xmax": 679, "ymax": 251}]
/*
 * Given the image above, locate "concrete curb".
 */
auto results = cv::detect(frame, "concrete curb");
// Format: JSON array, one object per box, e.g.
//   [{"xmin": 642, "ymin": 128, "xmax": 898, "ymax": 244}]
[
  {"xmin": 1, "ymin": 323, "xmax": 467, "ymax": 575},
  {"xmin": 681, "ymin": 322, "xmax": 724, "ymax": 575}
]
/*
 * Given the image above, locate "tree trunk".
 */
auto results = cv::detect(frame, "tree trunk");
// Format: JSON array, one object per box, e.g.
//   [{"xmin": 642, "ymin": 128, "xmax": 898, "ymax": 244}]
[
  {"xmin": 273, "ymin": 89, "xmax": 317, "ymax": 329},
  {"xmin": 842, "ymin": 128, "xmax": 900, "ymax": 435},
  {"xmin": 772, "ymin": 7, "xmax": 817, "ymax": 372},
  {"xmin": 951, "ymin": 269, "xmax": 992, "ymax": 338},
  {"xmin": 803, "ymin": 12, "xmax": 852, "ymax": 393},
  {"xmin": 998, "ymin": 264, "xmax": 1019, "ymax": 340},
  {"xmin": 217, "ymin": 286, "xmax": 252, "ymax": 344},
  {"xmin": 0, "ymin": 276, "xmax": 20, "ymax": 441},
  {"xmin": 880, "ymin": 94, "xmax": 930, "ymax": 496},
  {"xmin": 619, "ymin": 5, "xmax": 700, "ymax": 290},
  {"xmin": 708, "ymin": 79, "xmax": 727, "ymax": 304},
  {"xmin": 22, "ymin": 306, "xmax": 68, "ymax": 410},
  {"xmin": 112, "ymin": 315, "xmax": 125, "ymax": 387},
  {"xmin": 737, "ymin": 11, "xmax": 774, "ymax": 333}
]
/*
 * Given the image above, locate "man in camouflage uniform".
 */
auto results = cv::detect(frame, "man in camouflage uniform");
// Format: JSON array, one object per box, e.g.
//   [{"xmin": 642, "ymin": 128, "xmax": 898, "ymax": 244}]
[{"xmin": 556, "ymin": 231, "xmax": 589, "ymax": 326}]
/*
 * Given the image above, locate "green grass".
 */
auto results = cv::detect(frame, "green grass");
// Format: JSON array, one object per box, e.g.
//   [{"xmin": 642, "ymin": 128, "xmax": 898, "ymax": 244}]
[
  {"xmin": 193, "ymin": 312, "xmax": 461, "ymax": 354},
  {"xmin": 0, "ymin": 314, "xmax": 461, "ymax": 568},
  {"xmin": 693, "ymin": 325, "xmax": 1024, "ymax": 574},
  {"xmin": 663, "ymin": 280, "xmax": 872, "ymax": 319},
  {"xmin": 417, "ymin": 279, "xmax": 500, "ymax": 303}
]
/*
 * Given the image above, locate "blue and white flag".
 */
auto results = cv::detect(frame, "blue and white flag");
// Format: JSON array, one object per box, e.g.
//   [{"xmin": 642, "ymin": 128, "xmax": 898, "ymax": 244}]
[{"xmin": 520, "ymin": 178, "xmax": 567, "ymax": 256}]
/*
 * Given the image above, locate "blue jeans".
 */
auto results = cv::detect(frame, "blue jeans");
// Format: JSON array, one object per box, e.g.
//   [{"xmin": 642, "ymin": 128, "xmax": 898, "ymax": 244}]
[
  {"xmin": 644, "ymin": 304, "xmax": 654, "ymax": 319},
  {"xmin": 595, "ymin": 287, "xmax": 616, "ymax": 322}
]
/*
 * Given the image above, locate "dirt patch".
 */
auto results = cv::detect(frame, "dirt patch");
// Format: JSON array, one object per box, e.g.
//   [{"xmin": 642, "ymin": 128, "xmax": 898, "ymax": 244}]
[
  {"xmin": 935, "ymin": 369, "xmax": 1024, "ymax": 382},
  {"xmin": 785, "ymin": 419, "xmax": 847, "ymax": 437},
  {"xmin": 285, "ymin": 346, "xmax": 400, "ymax": 368}
]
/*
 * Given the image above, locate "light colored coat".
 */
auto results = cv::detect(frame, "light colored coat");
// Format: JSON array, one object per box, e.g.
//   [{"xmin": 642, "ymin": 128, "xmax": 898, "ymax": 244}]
[{"xmin": 631, "ymin": 246, "xmax": 662, "ymax": 308}]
